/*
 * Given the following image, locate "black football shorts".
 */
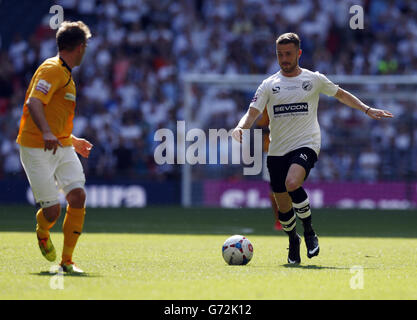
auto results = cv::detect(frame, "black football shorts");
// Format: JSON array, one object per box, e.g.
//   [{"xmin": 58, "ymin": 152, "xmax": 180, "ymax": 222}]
[{"xmin": 266, "ymin": 147, "xmax": 318, "ymax": 193}]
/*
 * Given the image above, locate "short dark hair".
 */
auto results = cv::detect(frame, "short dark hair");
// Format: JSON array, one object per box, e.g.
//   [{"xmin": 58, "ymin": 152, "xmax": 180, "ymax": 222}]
[
  {"xmin": 56, "ymin": 21, "xmax": 91, "ymax": 52},
  {"xmin": 276, "ymin": 33, "xmax": 301, "ymax": 49}
]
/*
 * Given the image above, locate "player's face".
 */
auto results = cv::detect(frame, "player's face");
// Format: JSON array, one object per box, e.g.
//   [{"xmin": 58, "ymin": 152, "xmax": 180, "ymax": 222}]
[{"xmin": 276, "ymin": 43, "xmax": 301, "ymax": 74}]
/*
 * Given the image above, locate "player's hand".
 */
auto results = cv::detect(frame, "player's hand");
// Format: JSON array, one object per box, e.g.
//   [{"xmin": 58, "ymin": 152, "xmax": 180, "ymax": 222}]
[
  {"xmin": 366, "ymin": 107, "xmax": 394, "ymax": 120},
  {"xmin": 72, "ymin": 136, "xmax": 93, "ymax": 158},
  {"xmin": 232, "ymin": 127, "xmax": 243, "ymax": 143},
  {"xmin": 43, "ymin": 131, "xmax": 63, "ymax": 155}
]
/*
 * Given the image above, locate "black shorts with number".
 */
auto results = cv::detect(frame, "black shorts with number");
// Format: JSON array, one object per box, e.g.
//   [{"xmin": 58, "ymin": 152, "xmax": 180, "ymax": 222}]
[{"xmin": 266, "ymin": 147, "xmax": 318, "ymax": 193}]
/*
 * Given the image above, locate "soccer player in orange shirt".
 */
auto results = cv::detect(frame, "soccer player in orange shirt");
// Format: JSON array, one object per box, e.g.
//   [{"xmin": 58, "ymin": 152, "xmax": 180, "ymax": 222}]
[{"xmin": 16, "ymin": 21, "xmax": 93, "ymax": 273}]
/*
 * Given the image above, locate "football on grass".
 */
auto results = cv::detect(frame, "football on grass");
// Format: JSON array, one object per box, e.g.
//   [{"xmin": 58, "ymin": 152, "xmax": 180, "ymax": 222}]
[{"xmin": 222, "ymin": 235, "xmax": 253, "ymax": 265}]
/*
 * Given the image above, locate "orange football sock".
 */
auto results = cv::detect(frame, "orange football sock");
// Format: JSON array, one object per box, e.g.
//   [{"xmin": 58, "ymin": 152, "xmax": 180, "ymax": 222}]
[
  {"xmin": 62, "ymin": 205, "xmax": 85, "ymax": 263},
  {"xmin": 36, "ymin": 209, "xmax": 57, "ymax": 239}
]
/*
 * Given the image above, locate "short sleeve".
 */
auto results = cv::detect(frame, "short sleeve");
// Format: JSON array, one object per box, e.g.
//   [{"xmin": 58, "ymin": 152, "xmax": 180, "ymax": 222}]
[
  {"xmin": 28, "ymin": 65, "xmax": 64, "ymax": 105},
  {"xmin": 316, "ymin": 72, "xmax": 339, "ymax": 97},
  {"xmin": 249, "ymin": 79, "xmax": 269, "ymax": 112}
]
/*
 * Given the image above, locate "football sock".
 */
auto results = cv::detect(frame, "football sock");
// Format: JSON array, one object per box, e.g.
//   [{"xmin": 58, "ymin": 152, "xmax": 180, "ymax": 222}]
[
  {"xmin": 62, "ymin": 205, "xmax": 85, "ymax": 262},
  {"xmin": 278, "ymin": 208, "xmax": 297, "ymax": 239},
  {"xmin": 288, "ymin": 187, "xmax": 314, "ymax": 235},
  {"xmin": 36, "ymin": 209, "xmax": 57, "ymax": 239}
]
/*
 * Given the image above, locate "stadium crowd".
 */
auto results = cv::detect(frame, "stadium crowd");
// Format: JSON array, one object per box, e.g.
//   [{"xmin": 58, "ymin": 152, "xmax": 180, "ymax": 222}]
[{"xmin": 0, "ymin": 0, "xmax": 416, "ymax": 182}]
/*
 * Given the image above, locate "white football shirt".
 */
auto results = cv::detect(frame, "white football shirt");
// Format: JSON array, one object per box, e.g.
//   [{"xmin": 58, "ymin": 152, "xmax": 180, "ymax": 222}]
[{"xmin": 249, "ymin": 68, "xmax": 339, "ymax": 156}]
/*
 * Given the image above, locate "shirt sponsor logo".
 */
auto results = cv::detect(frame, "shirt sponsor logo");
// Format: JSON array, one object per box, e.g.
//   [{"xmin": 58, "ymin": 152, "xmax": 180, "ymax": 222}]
[
  {"xmin": 273, "ymin": 103, "xmax": 308, "ymax": 116},
  {"xmin": 35, "ymin": 79, "xmax": 52, "ymax": 95}
]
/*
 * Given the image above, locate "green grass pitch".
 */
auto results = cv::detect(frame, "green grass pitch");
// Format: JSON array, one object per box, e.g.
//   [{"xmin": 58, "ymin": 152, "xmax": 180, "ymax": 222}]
[{"xmin": 0, "ymin": 206, "xmax": 416, "ymax": 300}]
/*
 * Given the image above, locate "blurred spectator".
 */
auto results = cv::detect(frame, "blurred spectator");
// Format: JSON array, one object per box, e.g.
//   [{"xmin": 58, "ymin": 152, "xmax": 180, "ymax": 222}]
[{"xmin": 358, "ymin": 146, "xmax": 381, "ymax": 182}]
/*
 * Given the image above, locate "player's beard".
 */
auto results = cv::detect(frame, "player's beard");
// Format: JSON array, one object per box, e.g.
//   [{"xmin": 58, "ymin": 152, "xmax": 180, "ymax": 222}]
[{"xmin": 280, "ymin": 58, "xmax": 298, "ymax": 74}]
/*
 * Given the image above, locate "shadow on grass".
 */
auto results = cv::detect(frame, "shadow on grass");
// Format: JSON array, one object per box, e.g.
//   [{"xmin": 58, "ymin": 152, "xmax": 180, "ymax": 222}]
[
  {"xmin": 282, "ymin": 264, "xmax": 378, "ymax": 270},
  {"xmin": 247, "ymin": 264, "xmax": 347, "ymax": 270},
  {"xmin": 30, "ymin": 271, "xmax": 102, "ymax": 278}
]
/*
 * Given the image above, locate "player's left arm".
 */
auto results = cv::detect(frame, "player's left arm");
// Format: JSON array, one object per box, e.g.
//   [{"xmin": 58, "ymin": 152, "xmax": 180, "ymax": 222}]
[
  {"xmin": 334, "ymin": 88, "xmax": 394, "ymax": 120},
  {"xmin": 71, "ymin": 134, "xmax": 93, "ymax": 158}
]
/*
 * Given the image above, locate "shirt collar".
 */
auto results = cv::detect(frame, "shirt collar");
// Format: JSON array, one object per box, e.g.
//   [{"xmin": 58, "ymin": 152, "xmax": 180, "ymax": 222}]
[{"xmin": 59, "ymin": 56, "xmax": 72, "ymax": 73}]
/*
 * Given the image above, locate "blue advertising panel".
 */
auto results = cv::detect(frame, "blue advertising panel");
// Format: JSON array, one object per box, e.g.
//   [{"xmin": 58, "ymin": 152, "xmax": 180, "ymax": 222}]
[{"xmin": 0, "ymin": 179, "xmax": 180, "ymax": 207}]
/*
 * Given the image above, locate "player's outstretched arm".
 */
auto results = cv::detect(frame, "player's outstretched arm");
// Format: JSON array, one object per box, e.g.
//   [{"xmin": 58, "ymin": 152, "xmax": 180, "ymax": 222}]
[
  {"xmin": 334, "ymin": 88, "xmax": 394, "ymax": 120},
  {"xmin": 232, "ymin": 107, "xmax": 261, "ymax": 143},
  {"xmin": 27, "ymin": 97, "xmax": 63, "ymax": 154},
  {"xmin": 71, "ymin": 135, "xmax": 93, "ymax": 158}
]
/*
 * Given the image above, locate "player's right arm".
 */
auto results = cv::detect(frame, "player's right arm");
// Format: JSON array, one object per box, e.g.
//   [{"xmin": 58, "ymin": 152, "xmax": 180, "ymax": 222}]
[
  {"xmin": 232, "ymin": 79, "xmax": 269, "ymax": 143},
  {"xmin": 232, "ymin": 107, "xmax": 261, "ymax": 143},
  {"xmin": 71, "ymin": 134, "xmax": 93, "ymax": 158},
  {"xmin": 26, "ymin": 97, "xmax": 62, "ymax": 154}
]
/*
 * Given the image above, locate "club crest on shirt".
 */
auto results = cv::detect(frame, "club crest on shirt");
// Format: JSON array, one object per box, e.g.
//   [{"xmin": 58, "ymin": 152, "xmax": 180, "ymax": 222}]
[
  {"xmin": 35, "ymin": 79, "xmax": 52, "ymax": 95},
  {"xmin": 302, "ymin": 80, "xmax": 313, "ymax": 91}
]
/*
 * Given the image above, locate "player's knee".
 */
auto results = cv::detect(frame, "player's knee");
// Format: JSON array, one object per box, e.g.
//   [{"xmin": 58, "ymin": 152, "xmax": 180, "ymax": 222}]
[
  {"xmin": 66, "ymin": 188, "xmax": 86, "ymax": 208},
  {"xmin": 285, "ymin": 177, "xmax": 301, "ymax": 192},
  {"xmin": 42, "ymin": 204, "xmax": 61, "ymax": 222}
]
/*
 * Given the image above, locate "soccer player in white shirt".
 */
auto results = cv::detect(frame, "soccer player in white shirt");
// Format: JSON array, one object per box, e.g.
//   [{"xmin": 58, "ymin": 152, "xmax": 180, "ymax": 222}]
[{"xmin": 232, "ymin": 33, "xmax": 393, "ymax": 264}]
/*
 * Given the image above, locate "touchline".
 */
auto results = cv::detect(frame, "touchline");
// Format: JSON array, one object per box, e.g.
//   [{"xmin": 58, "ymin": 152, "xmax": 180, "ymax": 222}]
[{"xmin": 154, "ymin": 121, "xmax": 263, "ymax": 175}]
